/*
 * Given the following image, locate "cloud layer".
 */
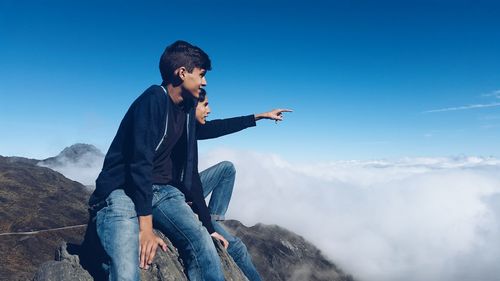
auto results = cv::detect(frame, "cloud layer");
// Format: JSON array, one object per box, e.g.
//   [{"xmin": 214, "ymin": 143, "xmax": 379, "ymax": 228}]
[
  {"xmin": 46, "ymin": 147, "xmax": 500, "ymax": 281},
  {"xmin": 199, "ymin": 149, "xmax": 500, "ymax": 281}
]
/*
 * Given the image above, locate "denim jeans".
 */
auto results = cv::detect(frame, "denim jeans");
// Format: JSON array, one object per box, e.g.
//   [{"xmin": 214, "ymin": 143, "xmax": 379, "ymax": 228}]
[
  {"xmin": 200, "ymin": 161, "xmax": 262, "ymax": 281},
  {"xmin": 95, "ymin": 189, "xmax": 140, "ymax": 281},
  {"xmin": 199, "ymin": 161, "xmax": 236, "ymax": 220},
  {"xmin": 151, "ymin": 184, "xmax": 224, "ymax": 281},
  {"xmin": 94, "ymin": 161, "xmax": 260, "ymax": 281}
]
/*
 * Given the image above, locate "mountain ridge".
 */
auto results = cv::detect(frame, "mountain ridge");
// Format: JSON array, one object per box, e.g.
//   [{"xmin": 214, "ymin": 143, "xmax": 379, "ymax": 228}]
[{"xmin": 0, "ymin": 146, "xmax": 356, "ymax": 281}]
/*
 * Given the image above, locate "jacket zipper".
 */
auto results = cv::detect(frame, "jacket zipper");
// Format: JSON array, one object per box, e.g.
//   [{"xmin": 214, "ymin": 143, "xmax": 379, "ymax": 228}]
[{"xmin": 155, "ymin": 86, "xmax": 170, "ymax": 152}]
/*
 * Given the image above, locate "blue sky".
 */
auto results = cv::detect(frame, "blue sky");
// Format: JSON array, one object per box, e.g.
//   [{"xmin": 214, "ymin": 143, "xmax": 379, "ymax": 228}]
[{"xmin": 1, "ymin": 0, "xmax": 499, "ymax": 161}]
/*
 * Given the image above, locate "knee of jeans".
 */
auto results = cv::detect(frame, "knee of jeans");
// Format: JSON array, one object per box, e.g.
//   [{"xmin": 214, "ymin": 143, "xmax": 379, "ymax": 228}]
[
  {"xmin": 228, "ymin": 237, "xmax": 249, "ymax": 260},
  {"xmin": 220, "ymin": 161, "xmax": 236, "ymax": 176},
  {"xmin": 210, "ymin": 214, "xmax": 225, "ymax": 221}
]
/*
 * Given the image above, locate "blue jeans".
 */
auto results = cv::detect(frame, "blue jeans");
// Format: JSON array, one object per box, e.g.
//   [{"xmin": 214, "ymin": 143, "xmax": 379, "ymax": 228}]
[
  {"xmin": 151, "ymin": 184, "xmax": 224, "ymax": 281},
  {"xmin": 199, "ymin": 161, "xmax": 235, "ymax": 220},
  {"xmin": 94, "ymin": 161, "xmax": 260, "ymax": 281},
  {"xmin": 200, "ymin": 161, "xmax": 262, "ymax": 281},
  {"xmin": 95, "ymin": 189, "xmax": 140, "ymax": 281},
  {"xmin": 95, "ymin": 187, "xmax": 225, "ymax": 281}
]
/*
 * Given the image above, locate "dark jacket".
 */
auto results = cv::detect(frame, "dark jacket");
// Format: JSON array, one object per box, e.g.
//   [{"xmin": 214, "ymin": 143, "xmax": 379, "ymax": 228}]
[
  {"xmin": 92, "ymin": 84, "xmax": 255, "ymax": 234},
  {"xmin": 92, "ymin": 85, "xmax": 212, "ymax": 230}
]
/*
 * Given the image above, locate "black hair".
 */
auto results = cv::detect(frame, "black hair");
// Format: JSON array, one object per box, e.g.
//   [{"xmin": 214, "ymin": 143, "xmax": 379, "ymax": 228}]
[
  {"xmin": 198, "ymin": 88, "xmax": 207, "ymax": 102},
  {"xmin": 159, "ymin": 40, "xmax": 212, "ymax": 84}
]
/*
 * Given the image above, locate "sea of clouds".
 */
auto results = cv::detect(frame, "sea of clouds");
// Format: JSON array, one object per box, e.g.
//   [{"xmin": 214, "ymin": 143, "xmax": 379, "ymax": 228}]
[
  {"xmin": 199, "ymin": 149, "xmax": 500, "ymax": 281},
  {"xmin": 49, "ymin": 148, "xmax": 500, "ymax": 281}
]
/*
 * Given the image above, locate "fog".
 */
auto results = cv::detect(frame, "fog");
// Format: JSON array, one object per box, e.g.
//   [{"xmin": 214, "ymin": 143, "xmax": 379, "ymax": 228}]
[
  {"xmin": 200, "ymin": 149, "xmax": 500, "ymax": 281},
  {"xmin": 46, "ymin": 147, "xmax": 500, "ymax": 281}
]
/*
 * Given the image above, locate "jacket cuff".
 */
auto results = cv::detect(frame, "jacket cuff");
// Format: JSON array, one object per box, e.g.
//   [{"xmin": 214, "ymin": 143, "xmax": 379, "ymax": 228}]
[
  {"xmin": 135, "ymin": 206, "xmax": 152, "ymax": 217},
  {"xmin": 204, "ymin": 220, "xmax": 215, "ymax": 234},
  {"xmin": 133, "ymin": 195, "xmax": 153, "ymax": 216},
  {"xmin": 245, "ymin": 114, "xmax": 257, "ymax": 127}
]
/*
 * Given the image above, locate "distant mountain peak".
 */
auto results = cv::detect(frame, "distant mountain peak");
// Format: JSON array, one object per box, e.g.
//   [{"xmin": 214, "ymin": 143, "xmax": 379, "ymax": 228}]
[
  {"xmin": 39, "ymin": 143, "xmax": 104, "ymax": 167},
  {"xmin": 56, "ymin": 143, "xmax": 104, "ymax": 161},
  {"xmin": 36, "ymin": 144, "xmax": 105, "ymax": 186}
]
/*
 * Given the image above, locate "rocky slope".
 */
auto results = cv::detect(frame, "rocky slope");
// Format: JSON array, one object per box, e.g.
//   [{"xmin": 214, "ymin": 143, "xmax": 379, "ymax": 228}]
[
  {"xmin": 0, "ymin": 155, "xmax": 90, "ymax": 280},
  {"xmin": 0, "ymin": 155, "xmax": 90, "ymax": 233},
  {"xmin": 224, "ymin": 221, "xmax": 353, "ymax": 281},
  {"xmin": 1, "ymin": 148, "xmax": 356, "ymax": 281}
]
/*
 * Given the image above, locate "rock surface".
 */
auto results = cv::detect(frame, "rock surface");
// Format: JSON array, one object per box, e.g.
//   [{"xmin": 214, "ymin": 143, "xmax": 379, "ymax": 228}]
[
  {"xmin": 31, "ymin": 220, "xmax": 355, "ymax": 281},
  {"xmin": 225, "ymin": 221, "xmax": 355, "ymax": 281},
  {"xmin": 0, "ymin": 155, "xmax": 90, "ymax": 281},
  {"xmin": 0, "ymin": 155, "xmax": 90, "ymax": 233},
  {"xmin": 33, "ymin": 230, "xmax": 248, "ymax": 281}
]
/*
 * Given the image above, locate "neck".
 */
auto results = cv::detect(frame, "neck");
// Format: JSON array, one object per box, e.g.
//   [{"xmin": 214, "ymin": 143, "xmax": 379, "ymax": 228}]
[
  {"xmin": 165, "ymin": 84, "xmax": 184, "ymax": 105},
  {"xmin": 164, "ymin": 83, "xmax": 195, "ymax": 110}
]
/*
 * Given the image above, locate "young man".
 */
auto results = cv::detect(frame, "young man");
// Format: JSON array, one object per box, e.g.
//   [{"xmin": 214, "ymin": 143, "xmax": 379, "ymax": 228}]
[
  {"xmin": 193, "ymin": 89, "xmax": 291, "ymax": 281},
  {"xmin": 89, "ymin": 40, "xmax": 227, "ymax": 281}
]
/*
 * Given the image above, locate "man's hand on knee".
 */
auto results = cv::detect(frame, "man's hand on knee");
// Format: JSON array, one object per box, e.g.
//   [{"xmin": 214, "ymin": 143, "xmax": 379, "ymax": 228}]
[
  {"xmin": 138, "ymin": 215, "xmax": 167, "ymax": 269},
  {"xmin": 211, "ymin": 232, "xmax": 229, "ymax": 249}
]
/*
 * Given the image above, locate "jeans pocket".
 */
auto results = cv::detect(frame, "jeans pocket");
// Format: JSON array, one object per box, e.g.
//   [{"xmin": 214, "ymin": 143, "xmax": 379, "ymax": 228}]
[
  {"xmin": 153, "ymin": 185, "xmax": 186, "ymax": 206},
  {"xmin": 105, "ymin": 190, "xmax": 137, "ymax": 219}
]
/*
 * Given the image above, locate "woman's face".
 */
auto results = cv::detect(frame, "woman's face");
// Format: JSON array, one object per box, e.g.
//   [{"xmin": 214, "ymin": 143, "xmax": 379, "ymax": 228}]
[{"xmin": 196, "ymin": 96, "xmax": 211, "ymax": 124}]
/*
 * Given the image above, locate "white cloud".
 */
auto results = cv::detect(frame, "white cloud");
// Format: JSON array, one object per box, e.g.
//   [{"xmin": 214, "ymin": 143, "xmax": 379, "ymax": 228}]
[
  {"xmin": 199, "ymin": 149, "xmax": 500, "ymax": 281},
  {"xmin": 424, "ymin": 89, "xmax": 500, "ymax": 113},
  {"xmin": 481, "ymin": 89, "xmax": 500, "ymax": 98},
  {"xmin": 47, "ymin": 146, "xmax": 500, "ymax": 281},
  {"xmin": 423, "ymin": 102, "xmax": 500, "ymax": 113},
  {"xmin": 38, "ymin": 152, "xmax": 104, "ymax": 187}
]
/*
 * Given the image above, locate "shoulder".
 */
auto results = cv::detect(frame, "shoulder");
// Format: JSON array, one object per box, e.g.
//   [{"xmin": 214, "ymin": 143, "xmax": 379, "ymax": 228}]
[
  {"xmin": 138, "ymin": 85, "xmax": 168, "ymax": 102},
  {"xmin": 130, "ymin": 85, "xmax": 169, "ymax": 109}
]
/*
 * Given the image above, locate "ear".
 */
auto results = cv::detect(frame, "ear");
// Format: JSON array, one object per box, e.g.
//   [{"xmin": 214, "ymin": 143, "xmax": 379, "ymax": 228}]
[{"xmin": 175, "ymin": 66, "xmax": 187, "ymax": 81}]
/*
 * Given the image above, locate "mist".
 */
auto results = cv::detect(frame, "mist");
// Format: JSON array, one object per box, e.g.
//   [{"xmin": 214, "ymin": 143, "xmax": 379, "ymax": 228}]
[
  {"xmin": 199, "ymin": 149, "xmax": 500, "ymax": 281},
  {"xmin": 43, "ymin": 147, "xmax": 500, "ymax": 281}
]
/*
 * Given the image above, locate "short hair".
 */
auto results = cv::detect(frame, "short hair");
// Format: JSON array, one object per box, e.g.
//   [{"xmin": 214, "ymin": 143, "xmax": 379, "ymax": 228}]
[
  {"xmin": 198, "ymin": 88, "xmax": 207, "ymax": 102},
  {"xmin": 159, "ymin": 40, "xmax": 212, "ymax": 83}
]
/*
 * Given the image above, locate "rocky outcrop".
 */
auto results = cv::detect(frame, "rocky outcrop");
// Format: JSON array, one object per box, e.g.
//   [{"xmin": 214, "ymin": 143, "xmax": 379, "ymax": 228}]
[
  {"xmin": 0, "ymin": 155, "xmax": 90, "ymax": 280},
  {"xmin": 31, "ymin": 220, "xmax": 354, "ymax": 281},
  {"xmin": 224, "ymin": 221, "xmax": 354, "ymax": 281},
  {"xmin": 33, "ymin": 230, "xmax": 248, "ymax": 281},
  {"xmin": 1, "ymin": 152, "xmax": 356, "ymax": 281},
  {"xmin": 0, "ymin": 155, "xmax": 90, "ymax": 233}
]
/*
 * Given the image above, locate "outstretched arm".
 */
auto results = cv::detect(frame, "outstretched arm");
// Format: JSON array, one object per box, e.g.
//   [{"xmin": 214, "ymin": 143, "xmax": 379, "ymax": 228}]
[
  {"xmin": 254, "ymin": 108, "xmax": 293, "ymax": 122},
  {"xmin": 197, "ymin": 109, "xmax": 292, "ymax": 140}
]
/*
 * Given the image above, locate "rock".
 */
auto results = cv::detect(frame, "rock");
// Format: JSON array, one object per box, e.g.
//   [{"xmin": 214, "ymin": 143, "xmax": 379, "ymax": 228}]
[
  {"xmin": 32, "ymin": 230, "xmax": 248, "ymax": 281},
  {"xmin": 33, "ymin": 261, "xmax": 93, "ymax": 281},
  {"xmin": 222, "ymin": 221, "xmax": 355, "ymax": 281}
]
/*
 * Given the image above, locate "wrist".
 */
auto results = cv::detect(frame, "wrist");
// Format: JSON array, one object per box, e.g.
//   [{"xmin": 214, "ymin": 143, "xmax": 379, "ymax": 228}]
[
  {"xmin": 254, "ymin": 113, "xmax": 265, "ymax": 121},
  {"xmin": 138, "ymin": 215, "xmax": 153, "ymax": 232}
]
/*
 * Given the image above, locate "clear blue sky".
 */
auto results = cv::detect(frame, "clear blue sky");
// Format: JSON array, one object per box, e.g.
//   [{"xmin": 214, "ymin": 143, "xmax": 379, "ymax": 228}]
[{"xmin": 1, "ymin": 0, "xmax": 499, "ymax": 161}]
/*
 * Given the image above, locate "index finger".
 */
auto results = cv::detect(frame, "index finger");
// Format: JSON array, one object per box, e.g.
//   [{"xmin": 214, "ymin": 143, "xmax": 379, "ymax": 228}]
[
  {"xmin": 147, "ymin": 243, "xmax": 158, "ymax": 265},
  {"xmin": 277, "ymin": 109, "xmax": 293, "ymax": 113},
  {"xmin": 140, "ymin": 245, "xmax": 147, "ymax": 268}
]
